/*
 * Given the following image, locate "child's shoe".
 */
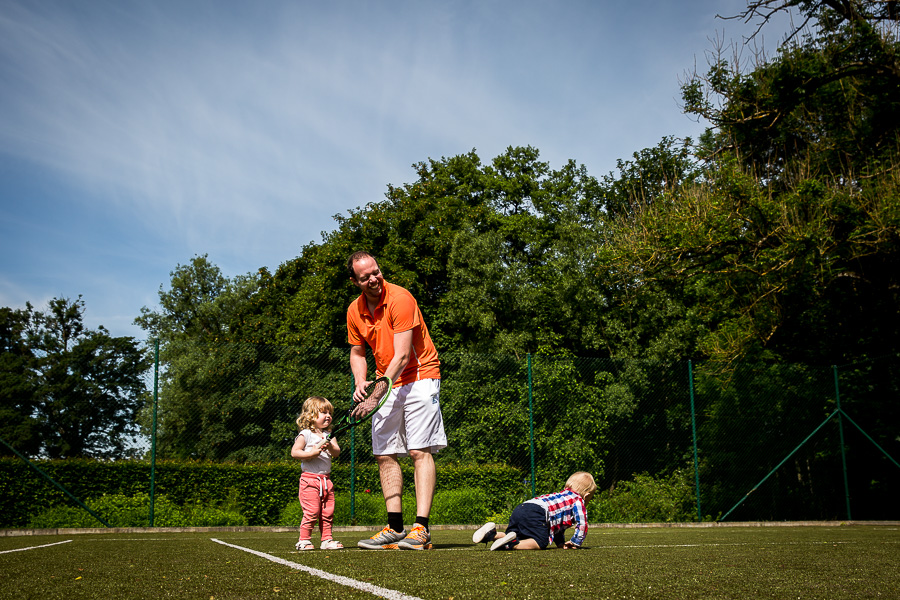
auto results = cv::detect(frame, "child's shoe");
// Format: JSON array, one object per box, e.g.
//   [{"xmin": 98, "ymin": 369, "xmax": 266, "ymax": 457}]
[
  {"xmin": 490, "ymin": 532, "xmax": 517, "ymax": 551},
  {"xmin": 320, "ymin": 539, "xmax": 344, "ymax": 550},
  {"xmin": 295, "ymin": 539, "xmax": 314, "ymax": 550},
  {"xmin": 472, "ymin": 522, "xmax": 497, "ymax": 544}
]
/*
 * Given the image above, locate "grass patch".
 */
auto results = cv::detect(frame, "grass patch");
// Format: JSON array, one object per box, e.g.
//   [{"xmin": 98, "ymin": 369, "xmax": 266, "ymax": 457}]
[{"xmin": 1, "ymin": 525, "xmax": 897, "ymax": 599}]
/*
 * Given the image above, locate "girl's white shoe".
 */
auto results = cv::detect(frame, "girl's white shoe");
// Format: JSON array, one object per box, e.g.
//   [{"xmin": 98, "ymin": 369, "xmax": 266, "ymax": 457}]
[
  {"xmin": 320, "ymin": 539, "xmax": 344, "ymax": 550},
  {"xmin": 295, "ymin": 539, "xmax": 314, "ymax": 550}
]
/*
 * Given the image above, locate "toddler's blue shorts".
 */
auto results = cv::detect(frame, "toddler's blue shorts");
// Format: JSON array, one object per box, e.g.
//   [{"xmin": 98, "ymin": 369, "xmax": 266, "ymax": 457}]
[{"xmin": 507, "ymin": 502, "xmax": 550, "ymax": 549}]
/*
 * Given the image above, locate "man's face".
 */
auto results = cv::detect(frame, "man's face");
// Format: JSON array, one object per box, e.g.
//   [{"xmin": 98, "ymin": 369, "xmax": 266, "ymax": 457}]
[{"xmin": 351, "ymin": 256, "xmax": 384, "ymax": 301}]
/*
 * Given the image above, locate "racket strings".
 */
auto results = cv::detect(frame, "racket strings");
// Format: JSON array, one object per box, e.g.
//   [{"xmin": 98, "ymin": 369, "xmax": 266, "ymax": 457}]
[{"xmin": 353, "ymin": 380, "xmax": 390, "ymax": 420}]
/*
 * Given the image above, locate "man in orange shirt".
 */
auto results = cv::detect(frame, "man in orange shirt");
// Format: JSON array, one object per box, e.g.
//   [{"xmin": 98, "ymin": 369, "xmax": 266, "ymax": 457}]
[{"xmin": 346, "ymin": 251, "xmax": 446, "ymax": 551}]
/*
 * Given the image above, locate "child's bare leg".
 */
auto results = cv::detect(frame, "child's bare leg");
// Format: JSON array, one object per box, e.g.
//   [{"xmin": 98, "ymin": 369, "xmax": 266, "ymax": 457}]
[{"xmin": 512, "ymin": 538, "xmax": 541, "ymax": 550}]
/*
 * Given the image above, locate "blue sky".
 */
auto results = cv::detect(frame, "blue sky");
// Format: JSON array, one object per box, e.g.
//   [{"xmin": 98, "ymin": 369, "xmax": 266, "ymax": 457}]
[{"xmin": 0, "ymin": 0, "xmax": 790, "ymax": 340}]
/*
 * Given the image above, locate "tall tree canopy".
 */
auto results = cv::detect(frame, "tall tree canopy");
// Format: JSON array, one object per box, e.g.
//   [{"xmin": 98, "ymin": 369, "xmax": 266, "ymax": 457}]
[
  {"xmin": 683, "ymin": 0, "xmax": 900, "ymax": 178},
  {"xmin": 134, "ymin": 255, "xmax": 283, "ymax": 461},
  {"xmin": 232, "ymin": 147, "xmax": 621, "ymax": 357}
]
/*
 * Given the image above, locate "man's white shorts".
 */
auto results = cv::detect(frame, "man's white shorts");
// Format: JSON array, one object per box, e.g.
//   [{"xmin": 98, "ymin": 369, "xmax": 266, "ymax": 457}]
[{"xmin": 371, "ymin": 378, "xmax": 447, "ymax": 457}]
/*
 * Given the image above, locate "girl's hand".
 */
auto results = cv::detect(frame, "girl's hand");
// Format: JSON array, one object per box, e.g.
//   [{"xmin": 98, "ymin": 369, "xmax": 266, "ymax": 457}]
[{"xmin": 325, "ymin": 437, "xmax": 341, "ymax": 458}]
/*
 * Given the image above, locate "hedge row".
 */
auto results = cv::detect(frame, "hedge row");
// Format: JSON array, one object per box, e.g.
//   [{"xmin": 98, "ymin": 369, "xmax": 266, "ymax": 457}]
[{"xmin": 0, "ymin": 458, "xmax": 523, "ymax": 528}]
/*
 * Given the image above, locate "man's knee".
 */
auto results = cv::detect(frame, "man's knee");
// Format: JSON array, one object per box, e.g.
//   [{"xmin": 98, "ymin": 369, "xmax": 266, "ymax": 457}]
[
  {"xmin": 408, "ymin": 449, "xmax": 433, "ymax": 461},
  {"xmin": 376, "ymin": 454, "xmax": 399, "ymax": 466}
]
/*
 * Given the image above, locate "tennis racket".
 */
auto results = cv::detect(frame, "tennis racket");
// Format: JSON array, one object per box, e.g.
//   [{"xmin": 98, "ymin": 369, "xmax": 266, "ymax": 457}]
[{"xmin": 324, "ymin": 376, "xmax": 393, "ymax": 441}]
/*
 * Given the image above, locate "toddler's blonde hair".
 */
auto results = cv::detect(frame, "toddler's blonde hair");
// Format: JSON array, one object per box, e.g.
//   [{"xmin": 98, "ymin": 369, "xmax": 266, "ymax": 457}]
[
  {"xmin": 296, "ymin": 396, "xmax": 334, "ymax": 432},
  {"xmin": 565, "ymin": 471, "xmax": 597, "ymax": 499}
]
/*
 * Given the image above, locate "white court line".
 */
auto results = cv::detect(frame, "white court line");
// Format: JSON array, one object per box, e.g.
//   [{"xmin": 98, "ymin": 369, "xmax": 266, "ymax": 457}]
[
  {"xmin": 0, "ymin": 540, "xmax": 72, "ymax": 554},
  {"xmin": 592, "ymin": 540, "xmax": 887, "ymax": 549},
  {"xmin": 211, "ymin": 538, "xmax": 425, "ymax": 600}
]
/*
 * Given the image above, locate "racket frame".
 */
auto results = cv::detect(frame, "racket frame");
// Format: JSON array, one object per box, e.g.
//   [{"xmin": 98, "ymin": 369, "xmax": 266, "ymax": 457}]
[{"xmin": 324, "ymin": 375, "xmax": 393, "ymax": 441}]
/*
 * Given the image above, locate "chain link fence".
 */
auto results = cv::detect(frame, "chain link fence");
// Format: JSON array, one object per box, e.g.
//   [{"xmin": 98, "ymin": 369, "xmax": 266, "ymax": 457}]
[
  {"xmin": 134, "ymin": 343, "xmax": 899, "ymax": 522},
  {"xmin": 4, "ymin": 344, "xmax": 899, "ymax": 524}
]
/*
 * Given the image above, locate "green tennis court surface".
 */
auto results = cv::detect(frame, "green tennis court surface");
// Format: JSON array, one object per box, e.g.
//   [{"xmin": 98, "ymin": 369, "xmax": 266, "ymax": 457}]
[{"xmin": 2, "ymin": 525, "xmax": 898, "ymax": 599}]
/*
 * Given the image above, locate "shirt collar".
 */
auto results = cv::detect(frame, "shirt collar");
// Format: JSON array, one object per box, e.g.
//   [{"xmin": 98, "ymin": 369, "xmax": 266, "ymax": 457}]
[{"xmin": 360, "ymin": 281, "xmax": 388, "ymax": 316}]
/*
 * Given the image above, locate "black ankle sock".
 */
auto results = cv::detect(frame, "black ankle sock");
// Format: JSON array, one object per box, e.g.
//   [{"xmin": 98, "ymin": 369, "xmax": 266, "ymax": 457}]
[
  {"xmin": 415, "ymin": 516, "xmax": 429, "ymax": 531},
  {"xmin": 388, "ymin": 512, "xmax": 404, "ymax": 533}
]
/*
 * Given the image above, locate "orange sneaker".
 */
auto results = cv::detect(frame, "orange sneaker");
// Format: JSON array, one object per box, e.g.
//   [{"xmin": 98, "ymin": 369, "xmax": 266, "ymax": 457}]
[
  {"xmin": 358, "ymin": 526, "xmax": 405, "ymax": 550},
  {"xmin": 398, "ymin": 524, "xmax": 431, "ymax": 550}
]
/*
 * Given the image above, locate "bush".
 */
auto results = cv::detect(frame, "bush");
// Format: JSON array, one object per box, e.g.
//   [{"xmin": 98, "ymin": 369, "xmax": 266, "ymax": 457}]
[
  {"xmin": 1, "ymin": 457, "xmax": 523, "ymax": 527},
  {"xmin": 429, "ymin": 488, "xmax": 493, "ymax": 525},
  {"xmin": 279, "ymin": 491, "xmax": 389, "ymax": 527},
  {"xmin": 27, "ymin": 493, "xmax": 247, "ymax": 528},
  {"xmin": 593, "ymin": 469, "xmax": 697, "ymax": 523}
]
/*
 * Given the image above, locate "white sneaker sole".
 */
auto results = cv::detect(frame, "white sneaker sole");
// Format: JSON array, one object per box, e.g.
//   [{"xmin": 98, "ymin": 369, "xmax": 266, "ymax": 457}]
[
  {"xmin": 398, "ymin": 539, "xmax": 432, "ymax": 550},
  {"xmin": 358, "ymin": 542, "xmax": 400, "ymax": 550},
  {"xmin": 473, "ymin": 522, "xmax": 497, "ymax": 544},
  {"xmin": 490, "ymin": 532, "xmax": 517, "ymax": 551}
]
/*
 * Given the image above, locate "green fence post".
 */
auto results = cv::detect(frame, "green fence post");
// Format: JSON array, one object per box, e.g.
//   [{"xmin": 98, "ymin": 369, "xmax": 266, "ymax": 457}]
[
  {"xmin": 833, "ymin": 365, "xmax": 852, "ymax": 521},
  {"xmin": 528, "ymin": 353, "xmax": 535, "ymax": 498},
  {"xmin": 350, "ymin": 378, "xmax": 357, "ymax": 525},
  {"xmin": 689, "ymin": 360, "xmax": 702, "ymax": 521},
  {"xmin": 149, "ymin": 338, "xmax": 159, "ymax": 527}
]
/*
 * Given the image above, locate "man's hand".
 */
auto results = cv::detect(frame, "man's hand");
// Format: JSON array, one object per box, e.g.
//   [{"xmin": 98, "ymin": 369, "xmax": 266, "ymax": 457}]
[
  {"xmin": 562, "ymin": 541, "xmax": 581, "ymax": 550},
  {"xmin": 352, "ymin": 380, "xmax": 372, "ymax": 404},
  {"xmin": 350, "ymin": 401, "xmax": 370, "ymax": 419}
]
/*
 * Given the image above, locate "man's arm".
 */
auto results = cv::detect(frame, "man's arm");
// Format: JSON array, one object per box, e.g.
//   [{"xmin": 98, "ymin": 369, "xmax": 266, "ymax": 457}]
[
  {"xmin": 350, "ymin": 344, "xmax": 369, "ymax": 402},
  {"xmin": 383, "ymin": 329, "xmax": 412, "ymax": 383}
]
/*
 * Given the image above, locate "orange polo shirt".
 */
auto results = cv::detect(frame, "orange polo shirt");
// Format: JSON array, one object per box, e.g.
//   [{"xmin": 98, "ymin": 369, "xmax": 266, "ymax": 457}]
[{"xmin": 346, "ymin": 281, "xmax": 440, "ymax": 385}]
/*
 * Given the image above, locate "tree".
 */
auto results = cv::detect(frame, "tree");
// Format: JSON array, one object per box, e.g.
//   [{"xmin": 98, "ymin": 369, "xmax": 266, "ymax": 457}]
[
  {"xmin": 683, "ymin": 0, "xmax": 900, "ymax": 180},
  {"xmin": 598, "ymin": 0, "xmax": 900, "ymax": 363},
  {"xmin": 134, "ymin": 255, "xmax": 288, "ymax": 461},
  {"xmin": 600, "ymin": 137, "xmax": 700, "ymax": 218},
  {"xmin": 0, "ymin": 306, "xmax": 40, "ymax": 456},
  {"xmin": 0, "ymin": 297, "xmax": 149, "ymax": 459}
]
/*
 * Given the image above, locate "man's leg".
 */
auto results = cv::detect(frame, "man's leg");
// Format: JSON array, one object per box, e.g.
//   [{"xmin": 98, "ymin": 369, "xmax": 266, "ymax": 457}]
[
  {"xmin": 409, "ymin": 449, "xmax": 435, "ymax": 518},
  {"xmin": 357, "ymin": 454, "xmax": 406, "ymax": 549},
  {"xmin": 377, "ymin": 454, "xmax": 403, "ymax": 513},
  {"xmin": 397, "ymin": 449, "xmax": 435, "ymax": 550}
]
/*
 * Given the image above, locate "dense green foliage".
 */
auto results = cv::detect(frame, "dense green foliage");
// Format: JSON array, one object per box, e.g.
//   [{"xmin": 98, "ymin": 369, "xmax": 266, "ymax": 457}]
[
  {"xmin": 672, "ymin": 0, "xmax": 900, "ymax": 363},
  {"xmin": 27, "ymin": 493, "xmax": 247, "ymax": 529},
  {"xmin": 593, "ymin": 468, "xmax": 700, "ymax": 524}
]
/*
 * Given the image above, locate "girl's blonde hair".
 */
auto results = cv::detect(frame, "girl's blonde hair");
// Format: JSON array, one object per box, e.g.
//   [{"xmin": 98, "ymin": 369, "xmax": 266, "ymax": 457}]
[
  {"xmin": 565, "ymin": 471, "xmax": 597, "ymax": 499},
  {"xmin": 296, "ymin": 396, "xmax": 334, "ymax": 432}
]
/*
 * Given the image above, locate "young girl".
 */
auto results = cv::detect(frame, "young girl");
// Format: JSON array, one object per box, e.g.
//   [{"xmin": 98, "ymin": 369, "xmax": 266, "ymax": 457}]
[
  {"xmin": 472, "ymin": 471, "xmax": 597, "ymax": 551},
  {"xmin": 291, "ymin": 396, "xmax": 343, "ymax": 550}
]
